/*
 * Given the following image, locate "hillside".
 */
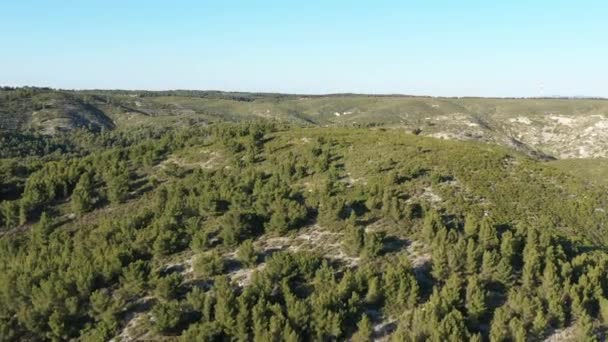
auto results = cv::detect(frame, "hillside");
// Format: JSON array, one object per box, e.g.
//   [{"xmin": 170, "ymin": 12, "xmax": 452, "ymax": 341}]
[
  {"xmin": 3, "ymin": 88, "xmax": 608, "ymax": 161},
  {"xmin": 2, "ymin": 120, "xmax": 608, "ymax": 341},
  {"xmin": 0, "ymin": 88, "xmax": 115, "ymax": 134}
]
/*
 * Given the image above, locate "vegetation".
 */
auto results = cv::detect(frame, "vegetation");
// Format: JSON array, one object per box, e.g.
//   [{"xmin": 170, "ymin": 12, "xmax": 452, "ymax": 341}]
[{"xmin": 2, "ymin": 88, "xmax": 608, "ymax": 340}]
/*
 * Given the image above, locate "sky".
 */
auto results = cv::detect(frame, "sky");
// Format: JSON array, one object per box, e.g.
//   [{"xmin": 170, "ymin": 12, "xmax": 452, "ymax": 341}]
[{"xmin": 1, "ymin": 0, "xmax": 607, "ymax": 97}]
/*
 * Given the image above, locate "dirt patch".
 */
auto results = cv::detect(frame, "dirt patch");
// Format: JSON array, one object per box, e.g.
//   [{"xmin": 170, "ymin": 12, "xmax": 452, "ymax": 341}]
[
  {"xmin": 543, "ymin": 326, "xmax": 576, "ymax": 342},
  {"xmin": 110, "ymin": 296, "xmax": 155, "ymax": 342},
  {"xmin": 406, "ymin": 240, "xmax": 431, "ymax": 268},
  {"xmin": 257, "ymin": 224, "xmax": 360, "ymax": 267},
  {"xmin": 160, "ymin": 150, "xmax": 222, "ymax": 170}
]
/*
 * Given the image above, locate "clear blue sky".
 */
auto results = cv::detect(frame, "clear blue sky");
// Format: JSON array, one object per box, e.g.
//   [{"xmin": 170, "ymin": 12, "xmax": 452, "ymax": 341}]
[{"xmin": 1, "ymin": 0, "xmax": 607, "ymax": 97}]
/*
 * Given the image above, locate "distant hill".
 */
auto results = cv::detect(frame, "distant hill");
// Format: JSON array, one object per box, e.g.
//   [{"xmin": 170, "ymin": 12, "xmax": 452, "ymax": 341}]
[
  {"xmin": 0, "ymin": 88, "xmax": 114, "ymax": 134},
  {"xmin": 4, "ymin": 87, "xmax": 608, "ymax": 159}
]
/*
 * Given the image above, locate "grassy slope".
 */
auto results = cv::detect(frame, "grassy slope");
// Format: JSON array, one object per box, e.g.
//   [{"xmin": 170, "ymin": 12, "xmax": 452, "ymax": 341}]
[{"xmin": 548, "ymin": 158, "xmax": 608, "ymax": 186}]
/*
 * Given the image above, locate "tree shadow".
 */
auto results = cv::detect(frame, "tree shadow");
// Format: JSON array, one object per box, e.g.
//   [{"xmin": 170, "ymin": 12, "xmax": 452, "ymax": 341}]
[{"xmin": 382, "ymin": 236, "xmax": 410, "ymax": 255}]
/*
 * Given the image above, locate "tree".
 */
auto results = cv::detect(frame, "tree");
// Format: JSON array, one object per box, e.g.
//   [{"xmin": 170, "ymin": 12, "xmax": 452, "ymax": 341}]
[
  {"xmin": 499, "ymin": 230, "xmax": 516, "ymax": 261},
  {"xmin": 155, "ymin": 273, "xmax": 182, "ymax": 301},
  {"xmin": 193, "ymin": 252, "xmax": 225, "ymax": 277},
  {"xmin": 236, "ymin": 239, "xmax": 258, "ymax": 267},
  {"xmin": 363, "ymin": 231, "xmax": 384, "ymax": 258},
  {"xmin": 219, "ymin": 210, "xmax": 254, "ymax": 247},
  {"xmin": 433, "ymin": 309, "xmax": 470, "ymax": 342},
  {"xmin": 466, "ymin": 276, "xmax": 487, "ymax": 324},
  {"xmin": 481, "ymin": 250, "xmax": 498, "ymax": 280},
  {"xmin": 494, "ymin": 258, "xmax": 514, "ymax": 286},
  {"xmin": 0, "ymin": 200, "xmax": 18, "ymax": 228},
  {"xmin": 432, "ymin": 243, "xmax": 450, "ymax": 280},
  {"xmin": 489, "ymin": 307, "xmax": 510, "ymax": 342},
  {"xmin": 466, "ymin": 238, "xmax": 481, "ymax": 274},
  {"xmin": 575, "ymin": 312, "xmax": 597, "ymax": 342},
  {"xmin": 343, "ymin": 224, "xmax": 364, "ymax": 256},
  {"xmin": 72, "ymin": 172, "xmax": 95, "ymax": 214},
  {"xmin": 422, "ymin": 209, "xmax": 443, "ymax": 242},
  {"xmin": 119, "ymin": 260, "xmax": 150, "ymax": 299},
  {"xmin": 478, "ymin": 217, "xmax": 498, "ymax": 249},
  {"xmin": 152, "ymin": 300, "xmax": 182, "ymax": 333},
  {"xmin": 32, "ymin": 211, "xmax": 52, "ymax": 242},
  {"xmin": 522, "ymin": 246, "xmax": 541, "ymax": 290},
  {"xmin": 235, "ymin": 295, "xmax": 251, "ymax": 341},
  {"xmin": 509, "ymin": 317, "xmax": 527, "ymax": 342},
  {"xmin": 464, "ymin": 214, "xmax": 479, "ymax": 238},
  {"xmin": 107, "ymin": 173, "xmax": 129, "ymax": 204},
  {"xmin": 352, "ymin": 314, "xmax": 373, "ymax": 342},
  {"xmin": 541, "ymin": 258, "xmax": 560, "ymax": 295},
  {"xmin": 190, "ymin": 229, "xmax": 211, "ymax": 252},
  {"xmin": 213, "ymin": 276, "xmax": 236, "ymax": 335},
  {"xmin": 599, "ymin": 297, "xmax": 608, "ymax": 324},
  {"xmin": 532, "ymin": 310, "xmax": 548, "ymax": 338},
  {"xmin": 365, "ymin": 277, "xmax": 382, "ymax": 305}
]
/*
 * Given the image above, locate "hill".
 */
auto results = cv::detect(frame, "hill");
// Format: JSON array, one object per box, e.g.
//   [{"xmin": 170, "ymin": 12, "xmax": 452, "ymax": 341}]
[
  {"xmin": 0, "ymin": 88, "xmax": 115, "ymax": 134},
  {"xmin": 2, "ymin": 121, "xmax": 608, "ymax": 341},
  {"xmin": 4, "ymin": 88, "xmax": 608, "ymax": 160}
]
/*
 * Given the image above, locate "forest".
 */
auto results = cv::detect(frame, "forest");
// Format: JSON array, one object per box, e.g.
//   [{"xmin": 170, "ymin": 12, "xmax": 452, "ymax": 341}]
[{"xmin": 2, "ymin": 110, "xmax": 608, "ymax": 341}]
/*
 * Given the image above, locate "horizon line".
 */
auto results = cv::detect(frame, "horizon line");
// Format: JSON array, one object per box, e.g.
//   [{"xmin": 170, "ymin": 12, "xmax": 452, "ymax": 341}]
[{"xmin": 2, "ymin": 85, "xmax": 607, "ymax": 101}]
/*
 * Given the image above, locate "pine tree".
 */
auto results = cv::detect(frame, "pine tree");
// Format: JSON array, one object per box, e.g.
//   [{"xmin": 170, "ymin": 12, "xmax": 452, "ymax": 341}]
[
  {"xmin": 542, "ymin": 258, "xmax": 560, "ymax": 295},
  {"xmin": 0, "ymin": 200, "xmax": 18, "ymax": 228},
  {"xmin": 152, "ymin": 300, "xmax": 182, "ymax": 333},
  {"xmin": 282, "ymin": 322, "xmax": 300, "ymax": 342},
  {"xmin": 509, "ymin": 317, "xmax": 527, "ymax": 342},
  {"xmin": 481, "ymin": 250, "xmax": 498, "ymax": 280},
  {"xmin": 32, "ymin": 211, "xmax": 52, "ymax": 242},
  {"xmin": 388, "ymin": 197, "xmax": 402, "ymax": 221},
  {"xmin": 107, "ymin": 173, "xmax": 129, "ymax": 204},
  {"xmin": 547, "ymin": 291, "xmax": 566, "ymax": 327},
  {"xmin": 72, "ymin": 172, "xmax": 95, "ymax": 214},
  {"xmin": 422, "ymin": 209, "xmax": 443, "ymax": 242},
  {"xmin": 522, "ymin": 247, "xmax": 541, "ymax": 290},
  {"xmin": 489, "ymin": 307, "xmax": 511, "ymax": 342},
  {"xmin": 236, "ymin": 296, "xmax": 251, "ymax": 341},
  {"xmin": 193, "ymin": 252, "xmax": 224, "ymax": 277},
  {"xmin": 155, "ymin": 273, "xmax": 182, "ymax": 301},
  {"xmin": 433, "ymin": 309, "xmax": 470, "ymax": 342},
  {"xmin": 18, "ymin": 200, "xmax": 28, "ymax": 225},
  {"xmin": 352, "ymin": 314, "xmax": 373, "ymax": 342},
  {"xmin": 363, "ymin": 232, "xmax": 384, "ymax": 258},
  {"xmin": 365, "ymin": 276, "xmax": 382, "ymax": 305},
  {"xmin": 343, "ymin": 224, "xmax": 364, "ymax": 256},
  {"xmin": 466, "ymin": 238, "xmax": 481, "ymax": 274},
  {"xmin": 236, "ymin": 239, "xmax": 258, "ymax": 267},
  {"xmin": 466, "ymin": 275, "xmax": 487, "ymax": 324},
  {"xmin": 214, "ymin": 276, "xmax": 236, "ymax": 335},
  {"xmin": 284, "ymin": 283, "xmax": 310, "ymax": 331},
  {"xmin": 494, "ymin": 257, "xmax": 514, "ymax": 286},
  {"xmin": 532, "ymin": 310, "xmax": 547, "ymax": 338},
  {"xmin": 447, "ymin": 238, "xmax": 466, "ymax": 274},
  {"xmin": 499, "ymin": 230, "xmax": 516, "ymax": 263},
  {"xmin": 432, "ymin": 243, "xmax": 450, "ymax": 280},
  {"xmin": 575, "ymin": 312, "xmax": 597, "ymax": 342},
  {"xmin": 599, "ymin": 297, "xmax": 608, "ymax": 324},
  {"xmin": 464, "ymin": 214, "xmax": 479, "ymax": 238},
  {"xmin": 478, "ymin": 217, "xmax": 498, "ymax": 249}
]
